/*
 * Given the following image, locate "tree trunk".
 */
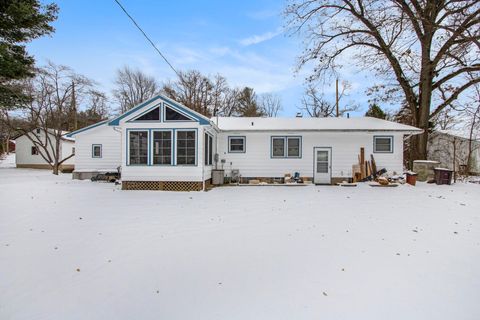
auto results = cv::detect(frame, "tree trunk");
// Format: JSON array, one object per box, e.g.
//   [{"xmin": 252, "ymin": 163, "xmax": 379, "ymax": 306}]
[{"xmin": 52, "ymin": 163, "xmax": 59, "ymax": 175}]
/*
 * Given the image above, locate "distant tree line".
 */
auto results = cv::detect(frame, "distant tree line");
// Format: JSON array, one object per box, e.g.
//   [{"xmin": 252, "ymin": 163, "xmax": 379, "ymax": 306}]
[{"xmin": 113, "ymin": 67, "xmax": 282, "ymax": 118}]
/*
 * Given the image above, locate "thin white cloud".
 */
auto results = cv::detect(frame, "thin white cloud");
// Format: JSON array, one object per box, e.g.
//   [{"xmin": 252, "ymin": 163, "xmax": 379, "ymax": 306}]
[
  {"xmin": 239, "ymin": 28, "xmax": 283, "ymax": 46},
  {"xmin": 246, "ymin": 8, "xmax": 279, "ymax": 20}
]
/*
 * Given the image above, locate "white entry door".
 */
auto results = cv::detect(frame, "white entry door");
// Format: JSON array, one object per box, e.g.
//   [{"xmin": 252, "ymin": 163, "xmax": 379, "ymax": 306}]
[{"xmin": 314, "ymin": 147, "xmax": 331, "ymax": 184}]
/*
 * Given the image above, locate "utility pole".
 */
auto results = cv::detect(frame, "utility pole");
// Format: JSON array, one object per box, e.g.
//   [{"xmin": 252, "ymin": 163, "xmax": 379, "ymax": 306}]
[
  {"xmin": 71, "ymin": 81, "xmax": 77, "ymax": 131},
  {"xmin": 335, "ymin": 78, "xmax": 339, "ymax": 117}
]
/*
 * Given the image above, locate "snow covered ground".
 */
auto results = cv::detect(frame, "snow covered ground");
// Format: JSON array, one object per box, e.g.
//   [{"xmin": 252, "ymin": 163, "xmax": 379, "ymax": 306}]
[{"xmin": 1, "ymin": 154, "xmax": 480, "ymax": 320}]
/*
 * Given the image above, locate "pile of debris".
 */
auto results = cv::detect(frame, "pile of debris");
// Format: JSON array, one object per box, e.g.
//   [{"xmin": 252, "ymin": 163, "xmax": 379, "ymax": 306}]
[
  {"xmin": 352, "ymin": 147, "xmax": 386, "ymax": 182},
  {"xmin": 350, "ymin": 147, "xmax": 400, "ymax": 187}
]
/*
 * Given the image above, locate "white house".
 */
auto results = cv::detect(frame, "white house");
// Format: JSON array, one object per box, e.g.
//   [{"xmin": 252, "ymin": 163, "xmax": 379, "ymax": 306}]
[
  {"xmin": 15, "ymin": 128, "xmax": 75, "ymax": 172},
  {"xmin": 67, "ymin": 95, "xmax": 422, "ymax": 190}
]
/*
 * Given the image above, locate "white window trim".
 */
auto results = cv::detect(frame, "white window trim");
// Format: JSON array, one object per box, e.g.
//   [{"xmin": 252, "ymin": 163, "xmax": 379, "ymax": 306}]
[
  {"xmin": 228, "ymin": 136, "xmax": 246, "ymax": 153},
  {"xmin": 92, "ymin": 144, "xmax": 102, "ymax": 158},
  {"xmin": 151, "ymin": 129, "xmax": 173, "ymax": 166},
  {"xmin": 373, "ymin": 136, "xmax": 393, "ymax": 153},
  {"xmin": 175, "ymin": 129, "xmax": 197, "ymax": 166},
  {"xmin": 205, "ymin": 133, "xmax": 214, "ymax": 166},
  {"xmin": 271, "ymin": 136, "xmax": 302, "ymax": 158}
]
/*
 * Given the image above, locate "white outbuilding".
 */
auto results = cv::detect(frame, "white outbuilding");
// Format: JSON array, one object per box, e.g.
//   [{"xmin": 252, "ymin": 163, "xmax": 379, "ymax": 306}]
[{"xmin": 15, "ymin": 128, "xmax": 75, "ymax": 172}]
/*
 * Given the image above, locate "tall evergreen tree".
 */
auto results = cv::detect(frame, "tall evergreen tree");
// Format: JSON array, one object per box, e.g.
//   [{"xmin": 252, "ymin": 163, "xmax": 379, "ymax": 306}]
[
  {"xmin": 0, "ymin": 0, "xmax": 58, "ymax": 109},
  {"xmin": 365, "ymin": 104, "xmax": 386, "ymax": 119},
  {"xmin": 237, "ymin": 87, "xmax": 264, "ymax": 117}
]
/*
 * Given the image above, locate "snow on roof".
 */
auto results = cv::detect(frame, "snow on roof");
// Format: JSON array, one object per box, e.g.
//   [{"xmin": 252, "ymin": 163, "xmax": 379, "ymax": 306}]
[
  {"xmin": 212, "ymin": 116, "xmax": 422, "ymax": 132},
  {"xmin": 14, "ymin": 128, "xmax": 75, "ymax": 141},
  {"xmin": 435, "ymin": 129, "xmax": 480, "ymax": 141}
]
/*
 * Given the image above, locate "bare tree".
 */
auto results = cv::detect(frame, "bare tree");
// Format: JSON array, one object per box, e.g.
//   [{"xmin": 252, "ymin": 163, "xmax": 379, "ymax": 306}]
[
  {"xmin": 462, "ymin": 84, "xmax": 480, "ymax": 173},
  {"xmin": 219, "ymin": 87, "xmax": 241, "ymax": 117},
  {"xmin": 259, "ymin": 93, "xmax": 283, "ymax": 117},
  {"xmin": 161, "ymin": 70, "xmax": 213, "ymax": 116},
  {"xmin": 431, "ymin": 107, "xmax": 458, "ymax": 131},
  {"xmin": 113, "ymin": 66, "xmax": 159, "ymax": 113},
  {"xmin": 1, "ymin": 62, "xmax": 92, "ymax": 174},
  {"xmin": 162, "ymin": 70, "xmax": 246, "ymax": 117},
  {"xmin": 76, "ymin": 90, "xmax": 110, "ymax": 128},
  {"xmin": 299, "ymin": 84, "xmax": 358, "ymax": 117},
  {"xmin": 285, "ymin": 1, "xmax": 480, "ymax": 160}
]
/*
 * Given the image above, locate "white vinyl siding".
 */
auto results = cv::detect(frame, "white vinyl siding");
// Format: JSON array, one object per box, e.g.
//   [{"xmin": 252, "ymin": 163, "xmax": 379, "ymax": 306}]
[
  {"xmin": 73, "ymin": 125, "xmax": 121, "ymax": 172},
  {"xmin": 219, "ymin": 131, "xmax": 404, "ymax": 179}
]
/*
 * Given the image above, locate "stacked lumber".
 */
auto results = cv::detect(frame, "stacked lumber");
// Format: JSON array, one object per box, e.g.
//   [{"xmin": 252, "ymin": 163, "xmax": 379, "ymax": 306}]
[{"xmin": 352, "ymin": 147, "xmax": 385, "ymax": 182}]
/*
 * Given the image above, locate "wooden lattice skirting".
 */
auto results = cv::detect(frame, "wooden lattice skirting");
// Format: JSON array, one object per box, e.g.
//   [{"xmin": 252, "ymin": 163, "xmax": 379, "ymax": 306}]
[{"xmin": 122, "ymin": 181, "xmax": 204, "ymax": 191}]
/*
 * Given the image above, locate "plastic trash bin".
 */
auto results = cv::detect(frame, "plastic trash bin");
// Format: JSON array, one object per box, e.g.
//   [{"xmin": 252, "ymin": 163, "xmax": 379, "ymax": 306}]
[
  {"xmin": 433, "ymin": 168, "xmax": 453, "ymax": 185},
  {"xmin": 405, "ymin": 171, "xmax": 418, "ymax": 186}
]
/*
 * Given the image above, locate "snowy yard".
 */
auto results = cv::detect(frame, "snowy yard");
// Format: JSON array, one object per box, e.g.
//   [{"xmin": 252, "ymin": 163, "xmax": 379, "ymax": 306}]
[{"xmin": 1, "ymin": 154, "xmax": 480, "ymax": 320}]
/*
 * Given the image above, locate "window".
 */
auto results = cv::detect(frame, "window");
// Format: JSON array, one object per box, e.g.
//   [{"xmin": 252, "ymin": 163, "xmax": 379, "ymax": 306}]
[
  {"xmin": 176, "ymin": 130, "xmax": 196, "ymax": 165},
  {"xmin": 374, "ymin": 136, "xmax": 393, "ymax": 153},
  {"xmin": 287, "ymin": 137, "xmax": 300, "ymax": 157},
  {"xmin": 153, "ymin": 131, "xmax": 172, "ymax": 165},
  {"xmin": 31, "ymin": 146, "xmax": 39, "ymax": 155},
  {"xmin": 165, "ymin": 105, "xmax": 192, "ymax": 121},
  {"xmin": 129, "ymin": 131, "xmax": 148, "ymax": 164},
  {"xmin": 228, "ymin": 136, "xmax": 245, "ymax": 153},
  {"xmin": 36, "ymin": 128, "xmax": 41, "ymax": 134},
  {"xmin": 204, "ymin": 134, "xmax": 213, "ymax": 165},
  {"xmin": 272, "ymin": 137, "xmax": 284, "ymax": 157},
  {"xmin": 134, "ymin": 107, "xmax": 160, "ymax": 121},
  {"xmin": 72, "ymin": 147, "xmax": 75, "ymax": 155},
  {"xmin": 92, "ymin": 144, "xmax": 102, "ymax": 158},
  {"xmin": 271, "ymin": 136, "xmax": 301, "ymax": 158}
]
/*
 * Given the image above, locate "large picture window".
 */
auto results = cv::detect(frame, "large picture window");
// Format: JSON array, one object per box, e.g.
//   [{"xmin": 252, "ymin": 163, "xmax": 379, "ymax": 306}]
[
  {"xmin": 129, "ymin": 131, "xmax": 148, "ymax": 165},
  {"xmin": 271, "ymin": 136, "xmax": 301, "ymax": 158},
  {"xmin": 204, "ymin": 133, "xmax": 213, "ymax": 165},
  {"xmin": 228, "ymin": 136, "xmax": 245, "ymax": 153},
  {"xmin": 374, "ymin": 136, "xmax": 393, "ymax": 153},
  {"xmin": 176, "ymin": 130, "xmax": 196, "ymax": 165},
  {"xmin": 153, "ymin": 131, "xmax": 172, "ymax": 165}
]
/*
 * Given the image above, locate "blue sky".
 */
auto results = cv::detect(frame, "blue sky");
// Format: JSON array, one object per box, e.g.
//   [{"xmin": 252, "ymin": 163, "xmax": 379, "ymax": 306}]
[{"xmin": 27, "ymin": 0, "xmax": 372, "ymax": 116}]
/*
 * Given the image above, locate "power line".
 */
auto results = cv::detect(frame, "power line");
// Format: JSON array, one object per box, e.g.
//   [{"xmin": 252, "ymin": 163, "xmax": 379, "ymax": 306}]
[{"xmin": 113, "ymin": 0, "xmax": 180, "ymax": 77}]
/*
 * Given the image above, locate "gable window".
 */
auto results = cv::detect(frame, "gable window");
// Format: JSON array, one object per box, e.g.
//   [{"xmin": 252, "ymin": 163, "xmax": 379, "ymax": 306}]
[
  {"xmin": 374, "ymin": 136, "xmax": 393, "ymax": 153},
  {"xmin": 204, "ymin": 133, "xmax": 213, "ymax": 165},
  {"xmin": 271, "ymin": 136, "xmax": 301, "ymax": 158},
  {"xmin": 134, "ymin": 107, "xmax": 160, "ymax": 121},
  {"xmin": 153, "ymin": 131, "xmax": 172, "ymax": 165},
  {"xmin": 31, "ymin": 146, "xmax": 39, "ymax": 155},
  {"xmin": 176, "ymin": 130, "xmax": 196, "ymax": 165},
  {"xmin": 165, "ymin": 105, "xmax": 192, "ymax": 121},
  {"xmin": 36, "ymin": 128, "xmax": 41, "ymax": 134},
  {"xmin": 92, "ymin": 144, "xmax": 102, "ymax": 158},
  {"xmin": 228, "ymin": 136, "xmax": 245, "ymax": 153},
  {"xmin": 129, "ymin": 131, "xmax": 148, "ymax": 164}
]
